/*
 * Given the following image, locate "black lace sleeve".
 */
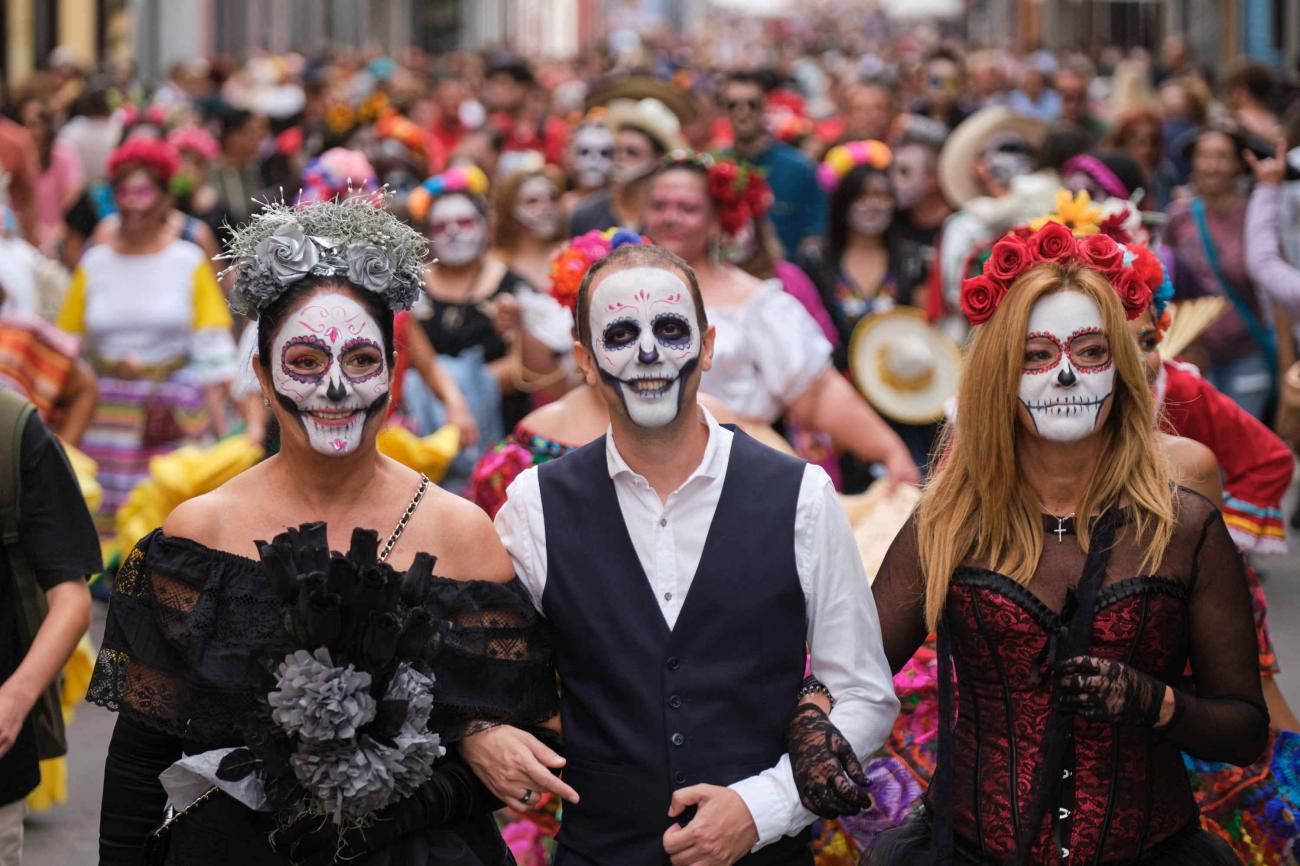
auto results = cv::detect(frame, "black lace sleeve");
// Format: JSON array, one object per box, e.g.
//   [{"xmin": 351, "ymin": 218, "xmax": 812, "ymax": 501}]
[
  {"xmin": 871, "ymin": 515, "xmax": 931, "ymax": 674},
  {"xmin": 1168, "ymin": 508, "xmax": 1270, "ymax": 765},
  {"xmin": 425, "ymin": 576, "xmax": 559, "ymax": 740}
]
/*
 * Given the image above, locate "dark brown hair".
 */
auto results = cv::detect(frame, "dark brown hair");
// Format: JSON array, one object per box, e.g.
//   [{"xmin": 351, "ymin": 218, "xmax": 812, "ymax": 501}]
[{"xmin": 575, "ymin": 244, "xmax": 708, "ymax": 351}]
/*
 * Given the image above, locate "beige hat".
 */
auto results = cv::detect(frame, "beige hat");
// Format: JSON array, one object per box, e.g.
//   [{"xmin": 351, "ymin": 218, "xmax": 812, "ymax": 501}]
[
  {"xmin": 586, "ymin": 75, "xmax": 696, "ymax": 125},
  {"xmin": 849, "ymin": 307, "xmax": 961, "ymax": 425},
  {"xmin": 938, "ymin": 106, "xmax": 1047, "ymax": 207},
  {"xmin": 603, "ymin": 97, "xmax": 687, "ymax": 154}
]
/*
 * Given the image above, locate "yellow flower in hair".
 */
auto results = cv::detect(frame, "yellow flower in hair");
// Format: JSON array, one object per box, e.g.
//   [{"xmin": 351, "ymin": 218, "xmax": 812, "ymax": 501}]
[{"xmin": 1030, "ymin": 188, "xmax": 1103, "ymax": 235}]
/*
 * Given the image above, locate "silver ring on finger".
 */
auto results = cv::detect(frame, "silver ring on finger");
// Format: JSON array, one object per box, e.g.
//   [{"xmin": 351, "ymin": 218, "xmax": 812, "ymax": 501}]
[{"xmin": 521, "ymin": 789, "xmax": 534, "ymax": 804}]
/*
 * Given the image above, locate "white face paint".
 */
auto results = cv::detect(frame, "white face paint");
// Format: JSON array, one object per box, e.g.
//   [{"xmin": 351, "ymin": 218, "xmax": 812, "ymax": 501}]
[
  {"xmin": 589, "ymin": 266, "xmax": 701, "ymax": 428},
  {"xmin": 512, "ymin": 175, "xmax": 561, "ymax": 238},
  {"xmin": 570, "ymin": 124, "xmax": 615, "ymax": 189},
  {"xmin": 1018, "ymin": 290, "xmax": 1115, "ymax": 443},
  {"xmin": 427, "ymin": 194, "xmax": 486, "ymax": 266},
  {"xmin": 271, "ymin": 292, "xmax": 389, "ymax": 456}
]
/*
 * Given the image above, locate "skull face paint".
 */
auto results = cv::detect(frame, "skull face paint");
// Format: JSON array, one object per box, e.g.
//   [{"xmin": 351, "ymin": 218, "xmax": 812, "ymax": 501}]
[
  {"xmin": 427, "ymin": 194, "xmax": 486, "ymax": 266},
  {"xmin": 1018, "ymin": 290, "xmax": 1115, "ymax": 442},
  {"xmin": 271, "ymin": 292, "xmax": 390, "ymax": 456},
  {"xmin": 570, "ymin": 124, "xmax": 615, "ymax": 190},
  {"xmin": 589, "ymin": 267, "xmax": 701, "ymax": 428},
  {"xmin": 890, "ymin": 144, "xmax": 932, "ymax": 210},
  {"xmin": 512, "ymin": 175, "xmax": 561, "ymax": 238}
]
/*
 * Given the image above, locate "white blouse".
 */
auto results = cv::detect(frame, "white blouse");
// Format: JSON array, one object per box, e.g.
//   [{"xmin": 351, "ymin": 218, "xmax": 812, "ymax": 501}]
[{"xmin": 699, "ymin": 279, "xmax": 833, "ymax": 423}]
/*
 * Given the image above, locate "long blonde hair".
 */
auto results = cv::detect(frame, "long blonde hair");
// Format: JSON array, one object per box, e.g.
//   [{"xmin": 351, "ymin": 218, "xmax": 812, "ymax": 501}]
[{"xmin": 917, "ymin": 262, "xmax": 1174, "ymax": 631}]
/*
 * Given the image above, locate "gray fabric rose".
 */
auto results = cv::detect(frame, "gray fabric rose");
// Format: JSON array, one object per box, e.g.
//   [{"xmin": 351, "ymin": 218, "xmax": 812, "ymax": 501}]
[
  {"xmin": 255, "ymin": 224, "xmax": 320, "ymax": 284},
  {"xmin": 346, "ymin": 243, "xmax": 397, "ymax": 293},
  {"xmin": 389, "ymin": 731, "xmax": 443, "ymax": 799},
  {"xmin": 269, "ymin": 648, "xmax": 376, "ymax": 742},
  {"xmin": 291, "ymin": 738, "xmax": 396, "ymax": 823},
  {"xmin": 385, "ymin": 664, "xmax": 436, "ymax": 733}
]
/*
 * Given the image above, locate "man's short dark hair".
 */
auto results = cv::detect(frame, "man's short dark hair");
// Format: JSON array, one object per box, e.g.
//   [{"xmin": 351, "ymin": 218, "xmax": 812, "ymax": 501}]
[
  {"xmin": 575, "ymin": 245, "xmax": 708, "ymax": 351},
  {"xmin": 1225, "ymin": 61, "xmax": 1277, "ymax": 104},
  {"xmin": 722, "ymin": 69, "xmax": 771, "ymax": 93}
]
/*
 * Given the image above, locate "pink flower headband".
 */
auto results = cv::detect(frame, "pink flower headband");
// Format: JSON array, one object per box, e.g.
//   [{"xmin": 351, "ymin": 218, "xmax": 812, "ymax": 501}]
[
  {"xmin": 960, "ymin": 222, "xmax": 1156, "ymax": 326},
  {"xmin": 817, "ymin": 140, "xmax": 892, "ymax": 193}
]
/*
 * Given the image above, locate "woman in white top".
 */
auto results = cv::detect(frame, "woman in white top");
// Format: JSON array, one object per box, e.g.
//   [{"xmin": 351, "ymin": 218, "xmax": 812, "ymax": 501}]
[
  {"xmin": 57, "ymin": 139, "xmax": 236, "ymax": 538},
  {"xmin": 642, "ymin": 156, "xmax": 918, "ymax": 485}
]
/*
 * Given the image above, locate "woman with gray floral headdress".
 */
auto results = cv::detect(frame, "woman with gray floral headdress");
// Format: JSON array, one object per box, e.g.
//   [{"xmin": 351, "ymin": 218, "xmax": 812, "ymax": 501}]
[{"xmin": 89, "ymin": 194, "xmax": 558, "ymax": 866}]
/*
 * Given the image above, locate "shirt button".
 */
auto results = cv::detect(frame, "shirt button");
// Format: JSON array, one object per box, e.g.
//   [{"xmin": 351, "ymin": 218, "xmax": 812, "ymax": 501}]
[
  {"xmin": 674, "ymin": 771, "xmax": 686, "ymax": 784},
  {"xmin": 671, "ymin": 732, "xmax": 685, "ymax": 746},
  {"xmin": 666, "ymin": 657, "xmax": 680, "ymax": 670},
  {"xmin": 664, "ymin": 592, "xmax": 672, "ymax": 601},
  {"xmin": 669, "ymin": 695, "xmax": 682, "ymax": 709},
  {"xmin": 659, "ymin": 517, "xmax": 667, "ymax": 527}
]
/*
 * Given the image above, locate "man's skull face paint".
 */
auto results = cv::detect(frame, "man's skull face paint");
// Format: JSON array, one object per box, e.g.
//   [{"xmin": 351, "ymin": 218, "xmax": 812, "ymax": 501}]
[
  {"xmin": 890, "ymin": 144, "xmax": 932, "ymax": 210},
  {"xmin": 428, "ymin": 194, "xmax": 486, "ymax": 266},
  {"xmin": 1018, "ymin": 290, "xmax": 1115, "ymax": 442},
  {"xmin": 271, "ymin": 293, "xmax": 389, "ymax": 456},
  {"xmin": 570, "ymin": 124, "xmax": 615, "ymax": 190},
  {"xmin": 589, "ymin": 267, "xmax": 701, "ymax": 428},
  {"xmin": 513, "ymin": 175, "xmax": 561, "ymax": 238}
]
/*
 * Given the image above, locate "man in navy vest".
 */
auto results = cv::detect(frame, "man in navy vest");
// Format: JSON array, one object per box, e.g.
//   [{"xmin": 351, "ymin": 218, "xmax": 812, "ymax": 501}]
[{"xmin": 463, "ymin": 244, "xmax": 899, "ymax": 866}]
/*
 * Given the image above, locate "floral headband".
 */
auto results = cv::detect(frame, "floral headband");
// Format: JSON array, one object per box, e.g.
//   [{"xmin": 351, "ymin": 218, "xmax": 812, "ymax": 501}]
[
  {"xmin": 549, "ymin": 228, "xmax": 652, "ymax": 312},
  {"xmin": 218, "ymin": 193, "xmax": 428, "ymax": 320},
  {"xmin": 663, "ymin": 151, "xmax": 772, "ymax": 238},
  {"xmin": 817, "ymin": 140, "xmax": 892, "ymax": 194},
  {"xmin": 406, "ymin": 165, "xmax": 490, "ymax": 223},
  {"xmin": 298, "ymin": 148, "xmax": 378, "ymax": 205},
  {"xmin": 960, "ymin": 219, "xmax": 1160, "ymax": 326}
]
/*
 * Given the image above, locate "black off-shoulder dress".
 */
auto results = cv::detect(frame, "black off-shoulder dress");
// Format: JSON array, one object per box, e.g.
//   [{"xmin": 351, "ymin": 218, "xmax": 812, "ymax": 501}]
[{"xmin": 88, "ymin": 530, "xmax": 558, "ymax": 865}]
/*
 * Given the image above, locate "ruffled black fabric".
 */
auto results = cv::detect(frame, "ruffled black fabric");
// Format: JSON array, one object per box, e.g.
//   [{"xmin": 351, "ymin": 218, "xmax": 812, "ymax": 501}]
[
  {"xmin": 867, "ymin": 809, "xmax": 1244, "ymax": 866},
  {"xmin": 88, "ymin": 530, "xmax": 558, "ymax": 745}
]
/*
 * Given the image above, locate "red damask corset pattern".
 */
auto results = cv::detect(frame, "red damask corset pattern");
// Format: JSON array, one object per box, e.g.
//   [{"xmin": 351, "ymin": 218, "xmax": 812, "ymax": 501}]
[{"xmin": 940, "ymin": 569, "xmax": 1201, "ymax": 864}]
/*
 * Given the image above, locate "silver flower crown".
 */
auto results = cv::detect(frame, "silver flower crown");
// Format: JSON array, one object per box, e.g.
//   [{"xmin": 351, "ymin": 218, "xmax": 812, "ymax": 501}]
[{"xmin": 218, "ymin": 193, "xmax": 428, "ymax": 319}]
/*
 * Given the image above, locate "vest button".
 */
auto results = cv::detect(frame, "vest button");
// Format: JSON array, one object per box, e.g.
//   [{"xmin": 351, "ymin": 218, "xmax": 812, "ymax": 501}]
[
  {"xmin": 674, "ymin": 771, "xmax": 686, "ymax": 784},
  {"xmin": 666, "ymin": 657, "xmax": 680, "ymax": 670},
  {"xmin": 671, "ymin": 732, "xmax": 685, "ymax": 746},
  {"xmin": 669, "ymin": 695, "xmax": 682, "ymax": 709}
]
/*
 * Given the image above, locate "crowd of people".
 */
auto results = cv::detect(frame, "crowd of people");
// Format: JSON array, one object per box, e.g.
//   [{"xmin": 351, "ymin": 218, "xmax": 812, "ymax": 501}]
[{"xmin": 1, "ymin": 9, "xmax": 1300, "ymax": 866}]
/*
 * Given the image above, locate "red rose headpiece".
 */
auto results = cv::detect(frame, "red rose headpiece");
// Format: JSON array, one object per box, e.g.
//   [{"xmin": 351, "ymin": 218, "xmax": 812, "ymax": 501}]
[{"xmin": 959, "ymin": 222, "xmax": 1156, "ymax": 326}]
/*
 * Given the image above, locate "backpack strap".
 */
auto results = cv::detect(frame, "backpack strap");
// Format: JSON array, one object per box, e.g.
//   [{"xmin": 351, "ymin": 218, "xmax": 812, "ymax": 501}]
[{"xmin": 0, "ymin": 388, "xmax": 67, "ymax": 759}]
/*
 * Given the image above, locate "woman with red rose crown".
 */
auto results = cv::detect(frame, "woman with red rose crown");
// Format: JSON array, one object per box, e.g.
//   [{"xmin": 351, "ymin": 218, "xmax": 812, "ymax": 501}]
[{"xmin": 800, "ymin": 220, "xmax": 1267, "ymax": 865}]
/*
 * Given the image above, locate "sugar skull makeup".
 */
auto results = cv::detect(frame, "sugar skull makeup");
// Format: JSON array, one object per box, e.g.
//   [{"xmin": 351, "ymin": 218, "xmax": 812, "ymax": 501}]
[
  {"xmin": 570, "ymin": 124, "xmax": 615, "ymax": 190},
  {"xmin": 1018, "ymin": 290, "xmax": 1114, "ymax": 442},
  {"xmin": 589, "ymin": 266, "xmax": 701, "ymax": 428},
  {"xmin": 513, "ymin": 175, "xmax": 561, "ymax": 238},
  {"xmin": 890, "ymin": 145, "xmax": 930, "ymax": 210},
  {"xmin": 428, "ymin": 194, "xmax": 486, "ymax": 266},
  {"xmin": 271, "ymin": 292, "xmax": 390, "ymax": 456}
]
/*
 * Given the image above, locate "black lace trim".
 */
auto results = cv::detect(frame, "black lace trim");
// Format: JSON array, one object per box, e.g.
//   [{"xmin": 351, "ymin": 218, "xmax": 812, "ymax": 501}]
[
  {"xmin": 953, "ymin": 567, "xmax": 1058, "ymax": 630},
  {"xmin": 1096, "ymin": 576, "xmax": 1189, "ymax": 610}
]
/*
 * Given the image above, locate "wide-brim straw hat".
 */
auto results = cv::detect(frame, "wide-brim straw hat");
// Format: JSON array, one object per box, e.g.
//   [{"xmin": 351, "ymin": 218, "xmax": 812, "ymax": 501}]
[
  {"xmin": 602, "ymin": 97, "xmax": 687, "ymax": 154},
  {"xmin": 585, "ymin": 75, "xmax": 696, "ymax": 126},
  {"xmin": 849, "ymin": 307, "xmax": 962, "ymax": 425},
  {"xmin": 938, "ymin": 106, "xmax": 1047, "ymax": 207}
]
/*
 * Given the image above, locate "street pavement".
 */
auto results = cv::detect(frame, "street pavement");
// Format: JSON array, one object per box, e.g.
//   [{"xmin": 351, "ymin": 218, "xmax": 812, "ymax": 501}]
[{"xmin": 20, "ymin": 506, "xmax": 1300, "ymax": 865}]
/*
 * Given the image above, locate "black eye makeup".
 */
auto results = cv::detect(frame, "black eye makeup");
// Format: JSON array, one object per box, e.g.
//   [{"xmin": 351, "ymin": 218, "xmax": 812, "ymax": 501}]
[
  {"xmin": 652, "ymin": 313, "xmax": 693, "ymax": 349},
  {"xmin": 280, "ymin": 335, "xmax": 331, "ymax": 384},
  {"xmin": 602, "ymin": 319, "xmax": 641, "ymax": 350}
]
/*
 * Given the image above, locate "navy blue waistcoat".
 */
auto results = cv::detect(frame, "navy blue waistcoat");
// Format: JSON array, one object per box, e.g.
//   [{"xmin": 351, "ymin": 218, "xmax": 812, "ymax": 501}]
[{"xmin": 539, "ymin": 429, "xmax": 811, "ymax": 866}]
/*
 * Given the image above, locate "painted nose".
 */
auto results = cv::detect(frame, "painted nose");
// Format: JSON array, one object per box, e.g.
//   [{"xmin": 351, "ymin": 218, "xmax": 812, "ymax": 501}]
[
  {"xmin": 638, "ymin": 334, "xmax": 659, "ymax": 365},
  {"xmin": 326, "ymin": 378, "xmax": 347, "ymax": 402},
  {"xmin": 1057, "ymin": 365, "xmax": 1077, "ymax": 387}
]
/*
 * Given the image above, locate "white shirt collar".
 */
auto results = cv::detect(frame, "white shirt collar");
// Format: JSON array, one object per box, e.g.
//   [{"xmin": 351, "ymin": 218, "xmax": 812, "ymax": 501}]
[{"xmin": 604, "ymin": 405, "xmax": 731, "ymax": 486}]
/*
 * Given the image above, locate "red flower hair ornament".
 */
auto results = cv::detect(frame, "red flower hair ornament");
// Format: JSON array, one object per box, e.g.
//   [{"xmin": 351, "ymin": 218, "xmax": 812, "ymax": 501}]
[
  {"xmin": 959, "ymin": 222, "xmax": 1155, "ymax": 326},
  {"xmin": 665, "ymin": 151, "xmax": 772, "ymax": 239}
]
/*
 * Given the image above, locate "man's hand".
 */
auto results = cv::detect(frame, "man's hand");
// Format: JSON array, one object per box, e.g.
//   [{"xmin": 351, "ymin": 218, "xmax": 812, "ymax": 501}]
[
  {"xmin": 457, "ymin": 724, "xmax": 579, "ymax": 811},
  {"xmin": 1245, "ymin": 140, "xmax": 1288, "ymax": 187},
  {"xmin": 662, "ymin": 785, "xmax": 758, "ymax": 866},
  {"xmin": 0, "ymin": 680, "xmax": 36, "ymax": 758}
]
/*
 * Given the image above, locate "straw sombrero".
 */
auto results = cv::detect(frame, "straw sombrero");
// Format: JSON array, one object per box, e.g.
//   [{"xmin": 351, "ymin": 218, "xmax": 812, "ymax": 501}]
[
  {"xmin": 937, "ymin": 106, "xmax": 1046, "ymax": 207},
  {"xmin": 585, "ymin": 75, "xmax": 696, "ymax": 126},
  {"xmin": 849, "ymin": 307, "xmax": 961, "ymax": 425}
]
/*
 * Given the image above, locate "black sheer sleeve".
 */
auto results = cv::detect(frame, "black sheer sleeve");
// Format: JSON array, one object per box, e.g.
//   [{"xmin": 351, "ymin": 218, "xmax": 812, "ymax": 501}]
[
  {"xmin": 99, "ymin": 714, "xmax": 182, "ymax": 865},
  {"xmin": 871, "ymin": 515, "xmax": 930, "ymax": 674},
  {"xmin": 1167, "ymin": 509, "xmax": 1270, "ymax": 765}
]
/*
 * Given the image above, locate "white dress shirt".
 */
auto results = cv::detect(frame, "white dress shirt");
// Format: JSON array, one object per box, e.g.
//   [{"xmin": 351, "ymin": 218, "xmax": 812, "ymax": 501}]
[{"xmin": 495, "ymin": 409, "xmax": 900, "ymax": 850}]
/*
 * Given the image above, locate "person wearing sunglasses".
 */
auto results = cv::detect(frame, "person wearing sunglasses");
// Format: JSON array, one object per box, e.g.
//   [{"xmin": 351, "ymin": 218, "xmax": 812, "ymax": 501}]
[{"xmin": 720, "ymin": 70, "xmax": 827, "ymax": 264}]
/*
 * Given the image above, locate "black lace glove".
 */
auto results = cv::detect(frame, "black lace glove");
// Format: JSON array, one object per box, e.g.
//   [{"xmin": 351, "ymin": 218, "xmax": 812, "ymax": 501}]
[
  {"xmin": 1056, "ymin": 655, "xmax": 1169, "ymax": 727},
  {"xmin": 785, "ymin": 704, "xmax": 872, "ymax": 818},
  {"xmin": 271, "ymin": 756, "xmax": 492, "ymax": 866}
]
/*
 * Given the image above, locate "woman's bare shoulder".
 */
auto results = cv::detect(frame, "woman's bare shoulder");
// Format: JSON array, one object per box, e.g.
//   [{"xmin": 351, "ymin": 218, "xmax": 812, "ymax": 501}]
[{"xmin": 408, "ymin": 485, "xmax": 514, "ymax": 583}]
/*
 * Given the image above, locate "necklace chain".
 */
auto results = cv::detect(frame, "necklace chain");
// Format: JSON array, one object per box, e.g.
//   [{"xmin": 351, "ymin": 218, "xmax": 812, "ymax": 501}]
[
  {"xmin": 379, "ymin": 475, "xmax": 429, "ymax": 563},
  {"xmin": 1049, "ymin": 511, "xmax": 1075, "ymax": 543}
]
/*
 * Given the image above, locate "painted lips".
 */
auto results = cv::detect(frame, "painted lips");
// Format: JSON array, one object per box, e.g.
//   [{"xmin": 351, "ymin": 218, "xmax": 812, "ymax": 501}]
[
  {"xmin": 625, "ymin": 377, "xmax": 673, "ymax": 398},
  {"xmin": 1023, "ymin": 395, "xmax": 1106, "ymax": 414},
  {"xmin": 305, "ymin": 408, "xmax": 363, "ymax": 428}
]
